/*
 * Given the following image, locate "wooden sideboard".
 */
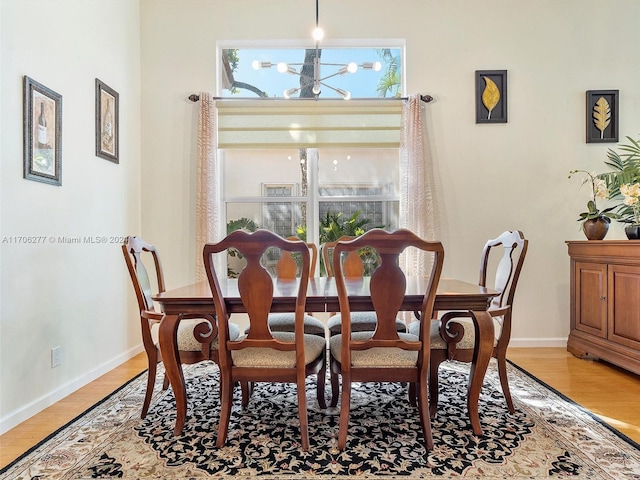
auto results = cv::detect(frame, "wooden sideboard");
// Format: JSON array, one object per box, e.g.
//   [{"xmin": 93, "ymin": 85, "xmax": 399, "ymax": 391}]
[{"xmin": 567, "ymin": 240, "xmax": 640, "ymax": 375}]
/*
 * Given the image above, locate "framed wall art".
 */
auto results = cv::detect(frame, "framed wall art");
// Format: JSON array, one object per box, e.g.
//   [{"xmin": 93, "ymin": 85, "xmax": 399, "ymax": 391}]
[
  {"xmin": 95, "ymin": 78, "xmax": 119, "ymax": 163},
  {"xmin": 475, "ymin": 70, "xmax": 507, "ymax": 124},
  {"xmin": 586, "ymin": 90, "xmax": 618, "ymax": 143},
  {"xmin": 23, "ymin": 76, "xmax": 62, "ymax": 186}
]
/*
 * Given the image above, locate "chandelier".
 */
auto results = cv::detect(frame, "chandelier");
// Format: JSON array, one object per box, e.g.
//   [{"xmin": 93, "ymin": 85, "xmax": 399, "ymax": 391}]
[{"xmin": 251, "ymin": 0, "xmax": 382, "ymax": 100}]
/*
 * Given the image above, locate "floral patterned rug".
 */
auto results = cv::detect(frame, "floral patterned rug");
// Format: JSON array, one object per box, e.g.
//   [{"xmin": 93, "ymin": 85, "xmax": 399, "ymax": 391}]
[{"xmin": 2, "ymin": 360, "xmax": 639, "ymax": 479}]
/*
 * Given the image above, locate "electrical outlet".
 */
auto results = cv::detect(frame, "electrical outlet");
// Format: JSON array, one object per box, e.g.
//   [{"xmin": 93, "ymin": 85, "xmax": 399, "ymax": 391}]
[{"xmin": 51, "ymin": 346, "xmax": 62, "ymax": 368}]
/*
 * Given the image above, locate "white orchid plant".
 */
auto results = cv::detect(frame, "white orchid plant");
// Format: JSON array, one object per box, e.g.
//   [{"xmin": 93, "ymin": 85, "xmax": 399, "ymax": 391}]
[
  {"xmin": 568, "ymin": 169, "xmax": 619, "ymax": 225},
  {"xmin": 619, "ymin": 183, "xmax": 640, "ymax": 225}
]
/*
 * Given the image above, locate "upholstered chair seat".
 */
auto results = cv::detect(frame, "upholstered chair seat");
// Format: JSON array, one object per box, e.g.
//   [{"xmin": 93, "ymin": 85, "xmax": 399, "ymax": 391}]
[
  {"xmin": 151, "ymin": 319, "xmax": 240, "ymax": 351},
  {"xmin": 408, "ymin": 317, "xmax": 502, "ymax": 350},
  {"xmin": 232, "ymin": 332, "xmax": 326, "ymax": 367},
  {"xmin": 329, "ymin": 331, "xmax": 420, "ymax": 368},
  {"xmin": 250, "ymin": 312, "xmax": 326, "ymax": 337},
  {"xmin": 327, "ymin": 311, "xmax": 406, "ymax": 335}
]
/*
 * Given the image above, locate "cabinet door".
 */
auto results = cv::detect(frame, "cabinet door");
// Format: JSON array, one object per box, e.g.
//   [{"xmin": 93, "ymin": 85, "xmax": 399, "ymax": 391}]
[
  {"xmin": 575, "ymin": 261, "xmax": 607, "ymax": 338},
  {"xmin": 608, "ymin": 264, "xmax": 640, "ymax": 350}
]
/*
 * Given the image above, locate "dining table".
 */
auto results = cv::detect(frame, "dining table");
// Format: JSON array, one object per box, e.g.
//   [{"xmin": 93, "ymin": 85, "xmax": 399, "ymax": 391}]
[{"xmin": 153, "ymin": 276, "xmax": 498, "ymax": 437}]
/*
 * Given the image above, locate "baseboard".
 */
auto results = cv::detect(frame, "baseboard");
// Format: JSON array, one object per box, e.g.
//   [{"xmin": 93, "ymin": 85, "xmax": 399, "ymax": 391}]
[
  {"xmin": 509, "ymin": 337, "xmax": 568, "ymax": 348},
  {"xmin": 0, "ymin": 345, "xmax": 144, "ymax": 435}
]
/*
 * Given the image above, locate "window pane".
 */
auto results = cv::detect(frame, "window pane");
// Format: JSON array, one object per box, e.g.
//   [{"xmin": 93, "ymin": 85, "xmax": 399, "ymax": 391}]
[
  {"xmin": 222, "ymin": 47, "xmax": 402, "ymax": 99},
  {"xmin": 222, "ymin": 147, "xmax": 399, "ymax": 244},
  {"xmin": 317, "ymin": 148, "xmax": 399, "ymax": 232}
]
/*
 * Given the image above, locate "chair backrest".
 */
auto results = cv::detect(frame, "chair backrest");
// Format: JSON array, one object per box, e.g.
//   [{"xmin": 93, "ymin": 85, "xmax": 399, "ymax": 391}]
[
  {"xmin": 479, "ymin": 230, "xmax": 528, "ymax": 311},
  {"xmin": 203, "ymin": 230, "xmax": 311, "ymax": 367},
  {"xmin": 122, "ymin": 236, "xmax": 165, "ymax": 313},
  {"xmin": 275, "ymin": 236, "xmax": 318, "ymax": 280},
  {"xmin": 333, "ymin": 228, "xmax": 444, "ymax": 359},
  {"xmin": 321, "ymin": 235, "xmax": 362, "ymax": 278}
]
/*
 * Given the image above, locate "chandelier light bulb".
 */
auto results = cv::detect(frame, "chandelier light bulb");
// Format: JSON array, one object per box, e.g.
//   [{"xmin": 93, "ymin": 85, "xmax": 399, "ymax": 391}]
[
  {"xmin": 312, "ymin": 26, "xmax": 324, "ymax": 42},
  {"xmin": 283, "ymin": 87, "xmax": 300, "ymax": 99},
  {"xmin": 347, "ymin": 62, "xmax": 358, "ymax": 74},
  {"xmin": 373, "ymin": 61, "xmax": 382, "ymax": 72},
  {"xmin": 252, "ymin": 61, "xmax": 272, "ymax": 70},
  {"xmin": 312, "ymin": 84, "xmax": 321, "ymax": 95},
  {"xmin": 336, "ymin": 88, "xmax": 351, "ymax": 100},
  {"xmin": 277, "ymin": 62, "xmax": 288, "ymax": 73}
]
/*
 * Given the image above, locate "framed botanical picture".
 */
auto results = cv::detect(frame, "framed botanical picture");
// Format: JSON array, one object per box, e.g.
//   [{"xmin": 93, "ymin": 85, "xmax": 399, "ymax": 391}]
[
  {"xmin": 95, "ymin": 78, "xmax": 119, "ymax": 163},
  {"xmin": 475, "ymin": 70, "xmax": 507, "ymax": 123},
  {"xmin": 23, "ymin": 76, "xmax": 62, "ymax": 186},
  {"xmin": 586, "ymin": 90, "xmax": 618, "ymax": 143}
]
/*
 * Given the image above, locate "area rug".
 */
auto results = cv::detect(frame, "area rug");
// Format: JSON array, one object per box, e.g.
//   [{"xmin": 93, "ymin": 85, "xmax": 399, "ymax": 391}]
[{"xmin": 2, "ymin": 360, "xmax": 639, "ymax": 479}]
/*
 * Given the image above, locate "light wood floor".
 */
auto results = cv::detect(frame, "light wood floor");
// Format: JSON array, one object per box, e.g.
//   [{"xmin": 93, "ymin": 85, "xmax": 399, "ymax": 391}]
[{"xmin": 1, "ymin": 348, "xmax": 639, "ymax": 469}]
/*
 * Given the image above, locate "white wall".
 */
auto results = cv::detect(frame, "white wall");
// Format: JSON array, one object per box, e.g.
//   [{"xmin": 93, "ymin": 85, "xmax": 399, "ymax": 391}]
[
  {"xmin": 0, "ymin": 1, "xmax": 141, "ymax": 432},
  {"xmin": 139, "ymin": 0, "xmax": 640, "ymax": 346}
]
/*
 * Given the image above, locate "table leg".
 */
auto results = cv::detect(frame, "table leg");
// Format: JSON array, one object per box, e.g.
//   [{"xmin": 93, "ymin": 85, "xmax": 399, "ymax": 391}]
[
  {"xmin": 158, "ymin": 313, "xmax": 187, "ymax": 435},
  {"xmin": 467, "ymin": 310, "xmax": 494, "ymax": 436}
]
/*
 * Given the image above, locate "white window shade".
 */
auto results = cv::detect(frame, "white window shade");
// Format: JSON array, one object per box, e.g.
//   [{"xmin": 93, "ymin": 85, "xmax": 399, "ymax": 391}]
[{"xmin": 216, "ymin": 99, "xmax": 402, "ymax": 149}]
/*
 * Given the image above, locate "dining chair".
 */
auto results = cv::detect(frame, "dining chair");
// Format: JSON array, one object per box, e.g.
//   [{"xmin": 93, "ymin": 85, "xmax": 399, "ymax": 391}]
[
  {"xmin": 328, "ymin": 228, "xmax": 444, "ymax": 450},
  {"xmin": 122, "ymin": 236, "xmax": 240, "ymax": 418},
  {"xmin": 410, "ymin": 230, "xmax": 528, "ymax": 417},
  {"xmin": 322, "ymin": 236, "xmax": 407, "ymax": 337},
  {"xmin": 248, "ymin": 236, "xmax": 325, "ymax": 337},
  {"xmin": 203, "ymin": 229, "xmax": 327, "ymax": 451},
  {"xmin": 323, "ymin": 235, "xmax": 409, "ymax": 407}
]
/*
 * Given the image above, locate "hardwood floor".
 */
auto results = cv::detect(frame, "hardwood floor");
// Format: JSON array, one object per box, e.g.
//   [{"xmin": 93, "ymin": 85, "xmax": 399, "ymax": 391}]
[{"xmin": 1, "ymin": 348, "xmax": 639, "ymax": 469}]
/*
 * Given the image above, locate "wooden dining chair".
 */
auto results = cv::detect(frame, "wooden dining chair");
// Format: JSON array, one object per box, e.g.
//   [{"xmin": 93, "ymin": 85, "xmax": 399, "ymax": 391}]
[
  {"xmin": 324, "ymin": 235, "xmax": 409, "ymax": 407},
  {"xmin": 122, "ymin": 236, "xmax": 240, "ymax": 418},
  {"xmin": 255, "ymin": 237, "xmax": 325, "ymax": 337},
  {"xmin": 203, "ymin": 229, "xmax": 327, "ymax": 451},
  {"xmin": 411, "ymin": 230, "xmax": 528, "ymax": 417},
  {"xmin": 322, "ymin": 236, "xmax": 407, "ymax": 337},
  {"xmin": 328, "ymin": 228, "xmax": 444, "ymax": 450}
]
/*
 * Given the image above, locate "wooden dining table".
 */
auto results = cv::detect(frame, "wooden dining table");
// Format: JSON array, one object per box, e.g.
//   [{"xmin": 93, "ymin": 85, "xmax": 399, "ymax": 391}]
[{"xmin": 153, "ymin": 276, "xmax": 498, "ymax": 437}]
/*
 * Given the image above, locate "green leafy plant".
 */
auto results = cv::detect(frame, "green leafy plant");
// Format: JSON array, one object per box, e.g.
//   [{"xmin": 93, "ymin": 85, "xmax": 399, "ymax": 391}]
[
  {"xmin": 226, "ymin": 218, "xmax": 259, "ymax": 277},
  {"xmin": 317, "ymin": 211, "xmax": 383, "ymax": 275},
  {"xmin": 599, "ymin": 135, "xmax": 640, "ymax": 225}
]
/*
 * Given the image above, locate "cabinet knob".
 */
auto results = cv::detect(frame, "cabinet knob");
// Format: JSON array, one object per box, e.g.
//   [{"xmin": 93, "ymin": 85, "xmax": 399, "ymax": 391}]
[{"xmin": 600, "ymin": 295, "xmax": 606, "ymax": 301}]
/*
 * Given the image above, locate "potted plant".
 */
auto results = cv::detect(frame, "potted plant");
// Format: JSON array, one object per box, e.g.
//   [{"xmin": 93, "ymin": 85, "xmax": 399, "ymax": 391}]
[
  {"xmin": 619, "ymin": 183, "xmax": 640, "ymax": 239},
  {"xmin": 599, "ymin": 135, "xmax": 640, "ymax": 239},
  {"xmin": 568, "ymin": 169, "xmax": 618, "ymax": 240}
]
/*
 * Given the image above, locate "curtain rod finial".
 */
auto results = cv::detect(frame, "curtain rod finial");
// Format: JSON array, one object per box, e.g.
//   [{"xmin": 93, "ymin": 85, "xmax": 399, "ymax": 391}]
[
  {"xmin": 188, "ymin": 94, "xmax": 200, "ymax": 102},
  {"xmin": 420, "ymin": 94, "xmax": 433, "ymax": 103}
]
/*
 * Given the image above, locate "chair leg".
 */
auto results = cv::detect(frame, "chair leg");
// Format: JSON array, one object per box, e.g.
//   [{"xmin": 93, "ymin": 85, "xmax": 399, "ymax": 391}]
[
  {"xmin": 297, "ymin": 373, "xmax": 310, "ymax": 451},
  {"xmin": 142, "ymin": 349, "xmax": 159, "ymax": 419},
  {"xmin": 162, "ymin": 374, "xmax": 170, "ymax": 390},
  {"xmin": 408, "ymin": 382, "xmax": 417, "ymax": 407},
  {"xmin": 316, "ymin": 359, "xmax": 327, "ymax": 409},
  {"xmin": 496, "ymin": 353, "xmax": 515, "ymax": 413},
  {"xmin": 337, "ymin": 375, "xmax": 351, "ymax": 450},
  {"xmin": 216, "ymin": 375, "xmax": 234, "ymax": 448},
  {"xmin": 429, "ymin": 356, "xmax": 441, "ymax": 419},
  {"xmin": 417, "ymin": 377, "xmax": 434, "ymax": 450},
  {"xmin": 241, "ymin": 382, "xmax": 251, "ymax": 407},
  {"xmin": 330, "ymin": 357, "xmax": 340, "ymax": 407}
]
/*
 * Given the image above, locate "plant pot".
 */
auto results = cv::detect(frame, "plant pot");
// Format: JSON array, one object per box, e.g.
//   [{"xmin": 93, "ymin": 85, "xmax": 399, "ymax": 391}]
[
  {"xmin": 582, "ymin": 218, "xmax": 609, "ymax": 240},
  {"xmin": 625, "ymin": 225, "xmax": 640, "ymax": 240}
]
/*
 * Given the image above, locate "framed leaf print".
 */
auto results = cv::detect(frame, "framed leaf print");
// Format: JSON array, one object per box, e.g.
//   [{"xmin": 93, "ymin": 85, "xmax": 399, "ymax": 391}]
[
  {"xmin": 475, "ymin": 70, "xmax": 507, "ymax": 123},
  {"xmin": 586, "ymin": 90, "xmax": 618, "ymax": 143}
]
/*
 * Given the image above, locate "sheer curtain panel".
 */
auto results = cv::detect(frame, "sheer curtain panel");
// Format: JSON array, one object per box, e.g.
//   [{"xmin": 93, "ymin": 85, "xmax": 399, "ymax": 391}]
[
  {"xmin": 195, "ymin": 93, "xmax": 221, "ymax": 281},
  {"xmin": 399, "ymin": 93, "xmax": 436, "ymax": 275}
]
